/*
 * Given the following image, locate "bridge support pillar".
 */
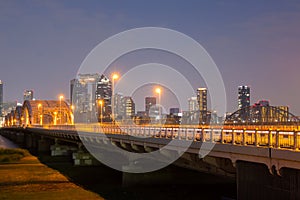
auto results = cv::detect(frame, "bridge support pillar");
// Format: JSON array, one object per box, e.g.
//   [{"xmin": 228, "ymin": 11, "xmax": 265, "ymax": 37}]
[
  {"xmin": 72, "ymin": 151, "xmax": 101, "ymax": 166},
  {"xmin": 15, "ymin": 132, "xmax": 25, "ymax": 146},
  {"xmin": 50, "ymin": 144, "xmax": 76, "ymax": 156},
  {"xmin": 237, "ymin": 161, "xmax": 300, "ymax": 200},
  {"xmin": 37, "ymin": 138, "xmax": 51, "ymax": 152},
  {"xmin": 24, "ymin": 134, "xmax": 33, "ymax": 149}
]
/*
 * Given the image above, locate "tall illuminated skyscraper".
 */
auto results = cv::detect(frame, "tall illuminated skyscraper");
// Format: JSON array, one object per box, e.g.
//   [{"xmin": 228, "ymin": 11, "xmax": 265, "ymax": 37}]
[
  {"xmin": 238, "ymin": 86, "xmax": 250, "ymax": 109},
  {"xmin": 238, "ymin": 85, "xmax": 250, "ymax": 121},
  {"xmin": 71, "ymin": 73, "xmax": 100, "ymax": 122},
  {"xmin": 197, "ymin": 88, "xmax": 207, "ymax": 124},
  {"xmin": 95, "ymin": 74, "xmax": 112, "ymax": 121}
]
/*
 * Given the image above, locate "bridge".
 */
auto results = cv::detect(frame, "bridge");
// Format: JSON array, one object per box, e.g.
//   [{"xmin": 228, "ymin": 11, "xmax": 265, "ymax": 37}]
[
  {"xmin": 1, "ymin": 123, "xmax": 300, "ymax": 199},
  {"xmin": 4, "ymin": 100, "xmax": 73, "ymax": 127},
  {"xmin": 2, "ymin": 103, "xmax": 300, "ymax": 199}
]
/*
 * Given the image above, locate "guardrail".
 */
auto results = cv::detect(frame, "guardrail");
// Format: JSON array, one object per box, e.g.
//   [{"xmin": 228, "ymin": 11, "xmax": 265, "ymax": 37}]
[{"xmin": 19, "ymin": 124, "xmax": 300, "ymax": 151}]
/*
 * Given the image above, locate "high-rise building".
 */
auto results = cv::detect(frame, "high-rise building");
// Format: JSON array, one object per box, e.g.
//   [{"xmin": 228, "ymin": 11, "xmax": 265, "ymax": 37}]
[
  {"xmin": 188, "ymin": 97, "xmax": 199, "ymax": 112},
  {"xmin": 71, "ymin": 73, "xmax": 100, "ymax": 122},
  {"xmin": 197, "ymin": 88, "xmax": 207, "ymax": 124},
  {"xmin": 170, "ymin": 108, "xmax": 180, "ymax": 115},
  {"xmin": 238, "ymin": 86, "xmax": 250, "ymax": 121},
  {"xmin": 23, "ymin": 90, "xmax": 34, "ymax": 101},
  {"xmin": 0, "ymin": 80, "xmax": 3, "ymax": 116},
  {"xmin": 70, "ymin": 79, "xmax": 76, "ymax": 105},
  {"xmin": 145, "ymin": 97, "xmax": 156, "ymax": 116},
  {"xmin": 114, "ymin": 93, "xmax": 123, "ymax": 119},
  {"xmin": 122, "ymin": 96, "xmax": 135, "ymax": 119},
  {"xmin": 238, "ymin": 86, "xmax": 250, "ymax": 109},
  {"xmin": 95, "ymin": 74, "xmax": 112, "ymax": 121}
]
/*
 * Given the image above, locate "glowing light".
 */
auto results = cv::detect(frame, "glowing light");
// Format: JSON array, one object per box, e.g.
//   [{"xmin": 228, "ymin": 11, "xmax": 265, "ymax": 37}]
[
  {"xmin": 155, "ymin": 88, "xmax": 161, "ymax": 94},
  {"xmin": 112, "ymin": 73, "xmax": 119, "ymax": 80}
]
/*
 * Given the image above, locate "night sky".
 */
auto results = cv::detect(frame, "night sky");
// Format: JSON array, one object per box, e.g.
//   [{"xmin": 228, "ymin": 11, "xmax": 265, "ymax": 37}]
[{"xmin": 1, "ymin": 1, "xmax": 300, "ymax": 115}]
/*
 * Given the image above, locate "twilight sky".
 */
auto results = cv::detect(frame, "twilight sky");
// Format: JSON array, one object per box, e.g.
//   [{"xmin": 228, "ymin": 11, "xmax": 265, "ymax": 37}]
[{"xmin": 1, "ymin": 0, "xmax": 300, "ymax": 115}]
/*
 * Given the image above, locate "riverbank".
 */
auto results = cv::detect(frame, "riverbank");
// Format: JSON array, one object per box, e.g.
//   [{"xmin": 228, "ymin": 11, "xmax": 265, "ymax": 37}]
[
  {"xmin": 37, "ymin": 154, "xmax": 236, "ymax": 200},
  {"xmin": 0, "ymin": 135, "xmax": 236, "ymax": 200},
  {"xmin": 0, "ymin": 149, "xmax": 104, "ymax": 200}
]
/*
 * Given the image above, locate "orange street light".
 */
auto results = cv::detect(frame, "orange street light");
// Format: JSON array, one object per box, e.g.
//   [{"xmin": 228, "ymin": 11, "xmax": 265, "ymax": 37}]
[
  {"xmin": 155, "ymin": 88, "xmax": 161, "ymax": 94},
  {"xmin": 155, "ymin": 87, "xmax": 162, "ymax": 124},
  {"xmin": 38, "ymin": 103, "xmax": 42, "ymax": 125},
  {"xmin": 98, "ymin": 100, "xmax": 104, "ymax": 124},
  {"xmin": 54, "ymin": 111, "xmax": 57, "ymax": 125},
  {"xmin": 59, "ymin": 95, "xmax": 64, "ymax": 124},
  {"xmin": 111, "ymin": 73, "xmax": 119, "ymax": 122}
]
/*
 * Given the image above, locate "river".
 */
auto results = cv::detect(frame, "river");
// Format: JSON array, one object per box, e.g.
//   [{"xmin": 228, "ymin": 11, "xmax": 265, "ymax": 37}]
[{"xmin": 0, "ymin": 135, "xmax": 19, "ymax": 148}]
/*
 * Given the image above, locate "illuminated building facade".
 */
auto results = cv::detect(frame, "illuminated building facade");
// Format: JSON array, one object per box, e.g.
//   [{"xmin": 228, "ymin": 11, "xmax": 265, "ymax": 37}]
[{"xmin": 197, "ymin": 88, "xmax": 207, "ymax": 124}]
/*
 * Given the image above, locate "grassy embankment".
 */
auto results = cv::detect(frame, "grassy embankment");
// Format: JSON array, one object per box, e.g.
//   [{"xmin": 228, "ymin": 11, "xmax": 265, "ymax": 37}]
[{"xmin": 0, "ymin": 148, "xmax": 104, "ymax": 200}]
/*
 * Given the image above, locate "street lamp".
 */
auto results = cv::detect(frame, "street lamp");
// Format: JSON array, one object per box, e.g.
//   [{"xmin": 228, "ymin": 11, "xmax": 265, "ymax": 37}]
[
  {"xmin": 155, "ymin": 87, "xmax": 162, "ymax": 124},
  {"xmin": 59, "ymin": 95, "xmax": 64, "ymax": 125},
  {"xmin": 38, "ymin": 103, "xmax": 42, "ymax": 126},
  {"xmin": 98, "ymin": 100, "xmax": 104, "ymax": 124},
  {"xmin": 111, "ymin": 73, "xmax": 119, "ymax": 122},
  {"xmin": 54, "ymin": 112, "xmax": 57, "ymax": 125},
  {"xmin": 70, "ymin": 105, "xmax": 75, "ymax": 125}
]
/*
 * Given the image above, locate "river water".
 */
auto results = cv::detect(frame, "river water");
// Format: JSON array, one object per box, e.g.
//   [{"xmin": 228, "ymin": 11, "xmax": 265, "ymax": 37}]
[{"xmin": 0, "ymin": 135, "xmax": 19, "ymax": 148}]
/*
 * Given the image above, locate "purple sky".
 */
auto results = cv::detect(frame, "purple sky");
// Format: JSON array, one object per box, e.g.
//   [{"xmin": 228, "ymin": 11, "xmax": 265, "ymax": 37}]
[{"xmin": 1, "ymin": 1, "xmax": 300, "ymax": 115}]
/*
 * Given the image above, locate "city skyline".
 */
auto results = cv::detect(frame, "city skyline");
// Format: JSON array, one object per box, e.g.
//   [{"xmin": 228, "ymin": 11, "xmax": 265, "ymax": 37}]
[
  {"xmin": 1, "ymin": 1, "xmax": 300, "ymax": 115},
  {"xmin": 2, "ymin": 2, "xmax": 300, "ymax": 199},
  {"xmin": 0, "ymin": 76, "xmax": 297, "ymax": 118}
]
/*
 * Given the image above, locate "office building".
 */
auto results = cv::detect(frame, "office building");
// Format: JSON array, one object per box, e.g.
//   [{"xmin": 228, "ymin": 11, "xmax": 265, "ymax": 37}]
[
  {"xmin": 197, "ymin": 88, "xmax": 207, "ymax": 124},
  {"xmin": 95, "ymin": 74, "xmax": 112, "ymax": 121},
  {"xmin": 145, "ymin": 97, "xmax": 156, "ymax": 116},
  {"xmin": 71, "ymin": 73, "xmax": 100, "ymax": 122},
  {"xmin": 170, "ymin": 108, "xmax": 180, "ymax": 115},
  {"xmin": 188, "ymin": 97, "xmax": 199, "ymax": 112},
  {"xmin": 70, "ymin": 79, "xmax": 76, "ymax": 105},
  {"xmin": 122, "ymin": 96, "xmax": 135, "ymax": 119},
  {"xmin": 238, "ymin": 86, "xmax": 250, "ymax": 122},
  {"xmin": 238, "ymin": 86, "xmax": 250, "ymax": 109},
  {"xmin": 114, "ymin": 93, "xmax": 123, "ymax": 119}
]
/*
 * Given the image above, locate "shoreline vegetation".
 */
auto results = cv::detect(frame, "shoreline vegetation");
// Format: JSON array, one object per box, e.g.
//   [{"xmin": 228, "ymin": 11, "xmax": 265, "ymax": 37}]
[
  {"xmin": 0, "ymin": 148, "xmax": 104, "ymax": 200},
  {"xmin": 0, "ymin": 148, "xmax": 30, "ymax": 163}
]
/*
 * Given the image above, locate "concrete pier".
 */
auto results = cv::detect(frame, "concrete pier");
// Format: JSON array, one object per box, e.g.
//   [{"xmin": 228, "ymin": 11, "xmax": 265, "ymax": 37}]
[{"xmin": 237, "ymin": 161, "xmax": 300, "ymax": 200}]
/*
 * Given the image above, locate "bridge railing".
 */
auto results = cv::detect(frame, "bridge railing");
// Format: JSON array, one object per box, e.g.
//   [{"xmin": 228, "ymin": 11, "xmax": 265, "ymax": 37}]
[{"xmin": 24, "ymin": 124, "xmax": 300, "ymax": 151}]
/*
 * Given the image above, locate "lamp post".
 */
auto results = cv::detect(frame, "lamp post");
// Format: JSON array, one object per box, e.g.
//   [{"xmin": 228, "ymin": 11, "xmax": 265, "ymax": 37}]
[
  {"xmin": 59, "ymin": 95, "xmax": 64, "ymax": 125},
  {"xmin": 70, "ymin": 105, "xmax": 75, "ymax": 125},
  {"xmin": 111, "ymin": 73, "xmax": 119, "ymax": 123},
  {"xmin": 54, "ymin": 112, "xmax": 57, "ymax": 125},
  {"xmin": 98, "ymin": 100, "xmax": 103, "ymax": 124},
  {"xmin": 38, "ymin": 103, "xmax": 42, "ymax": 126},
  {"xmin": 155, "ymin": 87, "xmax": 162, "ymax": 124}
]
